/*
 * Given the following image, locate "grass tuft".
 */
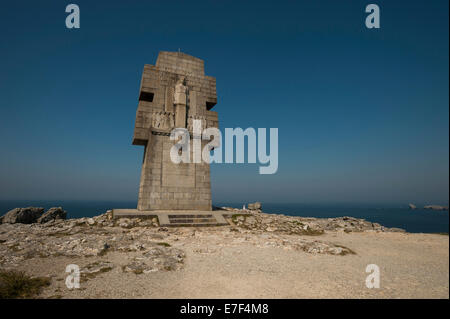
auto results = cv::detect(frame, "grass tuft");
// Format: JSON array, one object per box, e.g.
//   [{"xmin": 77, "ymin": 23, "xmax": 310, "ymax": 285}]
[
  {"xmin": 156, "ymin": 242, "xmax": 171, "ymax": 247},
  {"xmin": 0, "ymin": 270, "xmax": 51, "ymax": 299}
]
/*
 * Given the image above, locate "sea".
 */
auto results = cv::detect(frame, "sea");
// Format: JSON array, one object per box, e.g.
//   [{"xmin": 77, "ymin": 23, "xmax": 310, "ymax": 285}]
[{"xmin": 0, "ymin": 200, "xmax": 448, "ymax": 234}]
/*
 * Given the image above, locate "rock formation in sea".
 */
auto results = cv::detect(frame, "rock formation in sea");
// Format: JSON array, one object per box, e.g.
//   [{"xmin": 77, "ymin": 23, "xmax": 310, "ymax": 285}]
[{"xmin": 423, "ymin": 205, "xmax": 449, "ymax": 211}]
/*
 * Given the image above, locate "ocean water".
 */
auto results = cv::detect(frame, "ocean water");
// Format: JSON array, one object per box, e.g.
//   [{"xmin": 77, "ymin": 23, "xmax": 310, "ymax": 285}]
[{"xmin": 0, "ymin": 200, "xmax": 448, "ymax": 234}]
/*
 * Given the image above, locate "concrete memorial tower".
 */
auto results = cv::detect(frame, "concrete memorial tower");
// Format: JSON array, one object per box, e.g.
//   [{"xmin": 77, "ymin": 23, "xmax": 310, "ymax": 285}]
[{"xmin": 130, "ymin": 51, "xmax": 221, "ymax": 220}]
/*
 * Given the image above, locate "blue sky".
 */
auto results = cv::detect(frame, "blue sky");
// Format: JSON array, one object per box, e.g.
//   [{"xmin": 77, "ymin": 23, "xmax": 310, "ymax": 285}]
[{"xmin": 0, "ymin": 0, "xmax": 448, "ymax": 205}]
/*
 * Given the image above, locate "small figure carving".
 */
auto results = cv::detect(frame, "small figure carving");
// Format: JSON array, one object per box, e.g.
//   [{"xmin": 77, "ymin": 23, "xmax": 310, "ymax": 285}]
[
  {"xmin": 152, "ymin": 112, "xmax": 160, "ymax": 128},
  {"xmin": 168, "ymin": 112, "xmax": 175, "ymax": 128},
  {"xmin": 152, "ymin": 111, "xmax": 175, "ymax": 130},
  {"xmin": 187, "ymin": 115, "xmax": 207, "ymax": 132}
]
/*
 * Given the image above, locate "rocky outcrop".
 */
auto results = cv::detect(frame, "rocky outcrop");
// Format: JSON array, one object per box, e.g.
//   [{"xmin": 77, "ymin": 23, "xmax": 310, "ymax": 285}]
[
  {"xmin": 1, "ymin": 207, "xmax": 44, "ymax": 224},
  {"xmin": 0, "ymin": 208, "xmax": 407, "ymax": 275},
  {"xmin": 1, "ymin": 207, "xmax": 67, "ymax": 225},
  {"xmin": 0, "ymin": 211, "xmax": 164, "ymax": 267},
  {"xmin": 81, "ymin": 261, "xmax": 114, "ymax": 281},
  {"xmin": 123, "ymin": 246, "xmax": 185, "ymax": 274},
  {"xmin": 221, "ymin": 208, "xmax": 403, "ymax": 235},
  {"xmin": 37, "ymin": 207, "xmax": 67, "ymax": 224}
]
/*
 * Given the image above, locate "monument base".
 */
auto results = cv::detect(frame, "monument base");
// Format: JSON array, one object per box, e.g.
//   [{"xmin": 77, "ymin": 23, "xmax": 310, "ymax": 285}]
[{"xmin": 112, "ymin": 209, "xmax": 230, "ymax": 227}]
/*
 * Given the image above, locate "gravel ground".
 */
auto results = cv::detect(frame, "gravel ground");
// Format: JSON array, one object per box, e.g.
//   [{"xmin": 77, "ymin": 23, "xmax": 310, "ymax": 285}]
[{"xmin": 12, "ymin": 230, "xmax": 449, "ymax": 299}]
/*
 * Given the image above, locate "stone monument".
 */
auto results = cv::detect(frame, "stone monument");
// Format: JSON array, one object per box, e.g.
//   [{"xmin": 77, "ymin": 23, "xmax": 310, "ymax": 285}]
[{"xmin": 132, "ymin": 51, "xmax": 219, "ymax": 212}]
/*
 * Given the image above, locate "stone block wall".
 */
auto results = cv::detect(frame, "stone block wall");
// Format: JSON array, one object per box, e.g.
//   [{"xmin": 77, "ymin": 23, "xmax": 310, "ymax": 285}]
[
  {"xmin": 133, "ymin": 51, "xmax": 217, "ymax": 211},
  {"xmin": 137, "ymin": 134, "xmax": 212, "ymax": 211}
]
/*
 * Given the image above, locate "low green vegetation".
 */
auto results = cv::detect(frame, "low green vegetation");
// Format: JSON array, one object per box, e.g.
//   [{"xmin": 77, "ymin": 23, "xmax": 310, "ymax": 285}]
[
  {"xmin": 47, "ymin": 232, "xmax": 71, "ymax": 237},
  {"xmin": 298, "ymin": 227, "xmax": 324, "ymax": 236},
  {"xmin": 0, "ymin": 269, "xmax": 51, "ymax": 299},
  {"xmin": 157, "ymin": 242, "xmax": 171, "ymax": 247}
]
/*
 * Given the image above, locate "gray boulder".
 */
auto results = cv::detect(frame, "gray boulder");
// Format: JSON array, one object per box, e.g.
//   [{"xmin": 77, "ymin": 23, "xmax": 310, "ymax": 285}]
[
  {"xmin": 248, "ymin": 202, "xmax": 262, "ymax": 210},
  {"xmin": 37, "ymin": 207, "xmax": 67, "ymax": 224},
  {"xmin": 1, "ymin": 207, "xmax": 44, "ymax": 224}
]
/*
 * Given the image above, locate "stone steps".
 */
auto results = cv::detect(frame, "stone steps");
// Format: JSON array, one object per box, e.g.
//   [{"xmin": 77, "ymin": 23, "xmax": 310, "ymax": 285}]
[
  {"xmin": 112, "ymin": 209, "xmax": 230, "ymax": 227},
  {"xmin": 160, "ymin": 213, "xmax": 229, "ymax": 227}
]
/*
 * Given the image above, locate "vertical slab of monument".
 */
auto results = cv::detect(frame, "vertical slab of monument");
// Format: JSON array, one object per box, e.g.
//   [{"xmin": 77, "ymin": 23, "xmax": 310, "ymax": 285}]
[{"xmin": 132, "ymin": 51, "xmax": 219, "ymax": 212}]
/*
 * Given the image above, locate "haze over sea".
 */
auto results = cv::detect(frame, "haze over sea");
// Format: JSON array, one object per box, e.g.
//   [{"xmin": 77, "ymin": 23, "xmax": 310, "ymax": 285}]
[{"xmin": 0, "ymin": 200, "xmax": 447, "ymax": 234}]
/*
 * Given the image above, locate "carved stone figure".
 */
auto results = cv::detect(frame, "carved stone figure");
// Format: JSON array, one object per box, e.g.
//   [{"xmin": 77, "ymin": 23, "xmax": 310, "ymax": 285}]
[
  {"xmin": 174, "ymin": 77, "xmax": 188, "ymax": 128},
  {"xmin": 174, "ymin": 77, "xmax": 187, "ymax": 105},
  {"xmin": 151, "ymin": 111, "xmax": 175, "ymax": 130}
]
